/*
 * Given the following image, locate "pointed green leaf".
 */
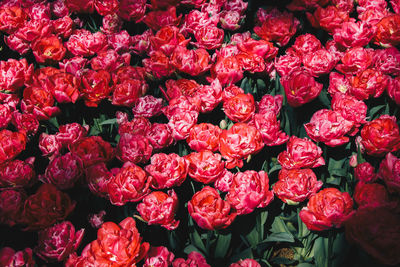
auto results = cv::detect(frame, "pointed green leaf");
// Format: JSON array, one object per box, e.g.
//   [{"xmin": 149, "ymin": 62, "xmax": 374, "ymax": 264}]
[
  {"xmin": 214, "ymin": 233, "xmax": 232, "ymax": 258},
  {"xmin": 264, "ymin": 232, "xmax": 295, "ymax": 243}
]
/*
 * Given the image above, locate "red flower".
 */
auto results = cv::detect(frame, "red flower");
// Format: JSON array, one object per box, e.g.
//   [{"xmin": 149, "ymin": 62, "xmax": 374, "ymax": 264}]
[
  {"xmin": 137, "ymin": 190, "xmax": 180, "ymax": 230},
  {"xmin": 336, "ymin": 47, "xmax": 374, "ymax": 75},
  {"xmin": 273, "ymin": 168, "xmax": 323, "ymax": 204},
  {"xmin": 349, "ymin": 68, "xmax": 388, "ymax": 100},
  {"xmin": 193, "ymin": 25, "xmax": 224, "ymax": 50},
  {"xmin": 360, "ymin": 115, "xmax": 400, "ymax": 156},
  {"xmin": 302, "ymin": 49, "xmax": 336, "ymax": 77},
  {"xmin": 374, "ymin": 14, "xmax": 400, "ymax": 47},
  {"xmin": 0, "ymin": 157, "xmax": 36, "ymax": 188},
  {"xmin": 277, "ymin": 136, "xmax": 325, "ymax": 169},
  {"xmin": 333, "ymin": 20, "xmax": 376, "ymax": 48},
  {"xmin": 378, "ymin": 153, "xmax": 400, "ymax": 193},
  {"xmin": 39, "ymin": 152, "xmax": 83, "ymax": 190},
  {"xmin": 0, "ymin": 129, "xmax": 27, "ymax": 164},
  {"xmin": 112, "ymin": 79, "xmax": 147, "ymax": 108},
  {"xmin": 146, "ymin": 123, "xmax": 174, "ymax": 151},
  {"xmin": 69, "ymin": 136, "xmax": 114, "ymax": 167},
  {"xmin": 22, "ymin": 184, "xmax": 76, "ymax": 230},
  {"xmin": 132, "ymin": 95, "xmax": 164, "ymax": 118},
  {"xmin": 66, "ymin": 29, "xmax": 107, "ymax": 57},
  {"xmin": 145, "ymin": 153, "xmax": 188, "ymax": 189},
  {"xmin": 230, "ymin": 259, "xmax": 261, "ymax": 267},
  {"xmin": 117, "ymin": 133, "xmax": 153, "ymax": 164},
  {"xmin": 81, "ymin": 69, "xmax": 112, "ymax": 107},
  {"xmin": 31, "ymin": 35, "xmax": 66, "ymax": 65},
  {"xmin": 67, "ymin": 217, "xmax": 149, "ymax": 267},
  {"xmin": 0, "ymin": 247, "xmax": 35, "ymax": 267},
  {"xmin": 254, "ymin": 8, "xmax": 300, "ymax": 46},
  {"xmin": 354, "ymin": 162, "xmax": 378, "ymax": 183},
  {"xmin": 187, "ymin": 123, "xmax": 222, "ymax": 152},
  {"xmin": 307, "ymin": 6, "xmax": 349, "ymax": 33},
  {"xmin": 292, "ymin": 34, "xmax": 322, "ymax": 58},
  {"xmin": 43, "ymin": 72, "xmax": 80, "ymax": 104},
  {"xmin": 144, "ymin": 246, "xmax": 175, "ymax": 267},
  {"xmin": 353, "ymin": 182, "xmax": 391, "ymax": 208},
  {"xmin": 39, "ymin": 133, "xmax": 62, "ymax": 160},
  {"xmin": 188, "ymin": 186, "xmax": 237, "ymax": 230},
  {"xmin": 118, "ymin": 0, "xmax": 147, "ymax": 22},
  {"xmin": 150, "ymin": 26, "xmax": 190, "ymax": 56},
  {"xmin": 172, "ymin": 251, "xmax": 210, "ymax": 267},
  {"xmin": 249, "ymin": 111, "xmax": 289, "ymax": 146},
  {"xmin": 0, "ymin": 189, "xmax": 26, "ymax": 226},
  {"xmin": 142, "ymin": 6, "xmax": 182, "ymax": 31},
  {"xmin": 219, "ymin": 123, "xmax": 264, "ymax": 169},
  {"xmin": 85, "ymin": 163, "xmax": 113, "ymax": 198},
  {"xmin": 345, "ymin": 206, "xmax": 400, "ymax": 266},
  {"xmin": 223, "ymin": 93, "xmax": 255, "ymax": 123},
  {"xmin": 107, "ymin": 162, "xmax": 152, "ymax": 205},
  {"xmin": 0, "ymin": 58, "xmax": 33, "ymax": 93},
  {"xmin": 170, "ymin": 46, "xmax": 211, "ymax": 77},
  {"xmin": 186, "ymin": 151, "xmax": 225, "ymax": 184},
  {"xmin": 0, "ymin": 6, "xmax": 28, "ymax": 34},
  {"xmin": 373, "ymin": 47, "xmax": 400, "ymax": 76},
  {"xmin": 304, "ymin": 109, "xmax": 354, "ymax": 147},
  {"xmin": 211, "ymin": 56, "xmax": 243, "ymax": 86},
  {"xmin": 143, "ymin": 50, "xmax": 175, "ymax": 79},
  {"xmin": 226, "ymin": 170, "xmax": 274, "ymax": 215},
  {"xmin": 56, "ymin": 122, "xmax": 89, "ymax": 147},
  {"xmin": 21, "ymin": 86, "xmax": 60, "ymax": 120},
  {"xmin": 280, "ymin": 68, "xmax": 323, "ymax": 107},
  {"xmin": 299, "ymin": 188, "xmax": 354, "ymax": 231},
  {"xmin": 35, "ymin": 221, "xmax": 85, "ymax": 262}
]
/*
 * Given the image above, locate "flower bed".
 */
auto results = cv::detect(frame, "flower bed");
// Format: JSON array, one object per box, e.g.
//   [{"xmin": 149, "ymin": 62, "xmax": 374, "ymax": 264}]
[{"xmin": 0, "ymin": 0, "xmax": 400, "ymax": 266}]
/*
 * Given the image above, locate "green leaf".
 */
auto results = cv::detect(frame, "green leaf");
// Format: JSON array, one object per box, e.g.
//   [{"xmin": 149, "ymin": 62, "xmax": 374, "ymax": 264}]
[
  {"xmin": 271, "ymin": 257, "xmax": 296, "ymax": 265},
  {"xmin": 191, "ymin": 228, "xmax": 207, "ymax": 253},
  {"xmin": 214, "ymin": 233, "xmax": 232, "ymax": 258},
  {"xmin": 264, "ymin": 232, "xmax": 295, "ymax": 243},
  {"xmin": 313, "ymin": 236, "xmax": 327, "ymax": 267},
  {"xmin": 99, "ymin": 118, "xmax": 117, "ymax": 125},
  {"xmin": 268, "ymin": 164, "xmax": 282, "ymax": 175},
  {"xmin": 326, "ymin": 176, "xmax": 341, "ymax": 186},
  {"xmin": 246, "ymin": 227, "xmax": 259, "ymax": 247},
  {"xmin": 318, "ymin": 89, "xmax": 331, "ymax": 108},
  {"xmin": 297, "ymin": 263, "xmax": 315, "ymax": 267},
  {"xmin": 231, "ymin": 248, "xmax": 253, "ymax": 263},
  {"xmin": 184, "ymin": 244, "xmax": 203, "ymax": 255},
  {"xmin": 368, "ymin": 104, "xmax": 385, "ymax": 119},
  {"xmin": 271, "ymin": 216, "xmax": 290, "ymax": 234}
]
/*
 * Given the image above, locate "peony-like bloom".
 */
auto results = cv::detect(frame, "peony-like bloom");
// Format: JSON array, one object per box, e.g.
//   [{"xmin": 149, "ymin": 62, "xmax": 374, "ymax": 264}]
[
  {"xmin": 354, "ymin": 162, "xmax": 377, "ymax": 183},
  {"xmin": 0, "ymin": 129, "xmax": 26, "ymax": 164},
  {"xmin": 39, "ymin": 133, "xmax": 62, "ymax": 160},
  {"xmin": 43, "ymin": 72, "xmax": 80, "ymax": 104},
  {"xmin": 302, "ymin": 49, "xmax": 336, "ymax": 77},
  {"xmin": 117, "ymin": 115, "xmax": 151, "ymax": 136},
  {"xmin": 0, "ymin": 157, "xmax": 35, "ymax": 188},
  {"xmin": 107, "ymin": 162, "xmax": 152, "ymax": 206},
  {"xmin": 90, "ymin": 49, "xmax": 130, "ymax": 73},
  {"xmin": 101, "ymin": 13, "xmax": 123, "ymax": 35},
  {"xmin": 277, "ymin": 136, "xmax": 325, "ymax": 169},
  {"xmin": 0, "ymin": 247, "xmax": 35, "ymax": 267},
  {"xmin": 249, "ymin": 111, "xmax": 289, "ymax": 146},
  {"xmin": 66, "ymin": 217, "xmax": 149, "ymax": 267},
  {"xmin": 275, "ymin": 53, "xmax": 302, "ymax": 77},
  {"xmin": 137, "ymin": 190, "xmax": 180, "ymax": 230},
  {"xmin": 85, "ymin": 163, "xmax": 113, "ymax": 198},
  {"xmin": 333, "ymin": 20, "xmax": 376, "ymax": 48},
  {"xmin": 336, "ymin": 47, "xmax": 374, "ymax": 75},
  {"xmin": 144, "ymin": 246, "xmax": 175, "ymax": 267},
  {"xmin": 132, "ymin": 95, "xmax": 164, "ymax": 118},
  {"xmin": 331, "ymin": 93, "xmax": 367, "ymax": 135},
  {"xmin": 230, "ymin": 258, "xmax": 261, "ymax": 267},
  {"xmin": 353, "ymin": 182, "xmax": 391, "ymax": 208},
  {"xmin": 39, "ymin": 152, "xmax": 83, "ymax": 190},
  {"xmin": 374, "ymin": 14, "xmax": 400, "ymax": 47},
  {"xmin": 172, "ymin": 251, "xmax": 210, "ymax": 267},
  {"xmin": 150, "ymin": 26, "xmax": 189, "ymax": 56},
  {"xmin": 219, "ymin": 122, "xmax": 264, "ymax": 169},
  {"xmin": 0, "ymin": 58, "xmax": 33, "ymax": 93},
  {"xmin": 194, "ymin": 79, "xmax": 223, "ymax": 113},
  {"xmin": 112, "ymin": 79, "xmax": 147, "ymax": 108},
  {"xmin": 170, "ymin": 46, "xmax": 211, "ymax": 77},
  {"xmin": 299, "ymin": 188, "xmax": 354, "ymax": 231},
  {"xmin": 56, "ymin": 123, "xmax": 88, "ymax": 148},
  {"xmin": 66, "ymin": 29, "xmax": 107, "ymax": 57},
  {"xmin": 35, "ymin": 221, "xmax": 85, "ymax": 262},
  {"xmin": 142, "ymin": 6, "xmax": 181, "ymax": 31},
  {"xmin": 21, "ymin": 86, "xmax": 60, "ymax": 120},
  {"xmin": 0, "ymin": 6, "xmax": 28, "ymax": 34},
  {"xmin": 238, "ymin": 38, "xmax": 278, "ymax": 61},
  {"xmin": 118, "ymin": 0, "xmax": 147, "ymax": 22},
  {"xmin": 273, "ymin": 168, "xmax": 323, "ymax": 205},
  {"xmin": 168, "ymin": 111, "xmax": 199, "ymax": 141},
  {"xmin": 52, "ymin": 16, "xmax": 74, "ymax": 39},
  {"xmin": 145, "ymin": 153, "xmax": 188, "ymax": 189},
  {"xmin": 254, "ymin": 8, "xmax": 299, "ymax": 47},
  {"xmin": 185, "ymin": 151, "xmax": 225, "ymax": 184},
  {"xmin": 146, "ymin": 123, "xmax": 174, "ymax": 151},
  {"xmin": 360, "ymin": 115, "xmax": 400, "ymax": 156},
  {"xmin": 291, "ymin": 34, "xmax": 322, "ymax": 58},
  {"xmin": 31, "ymin": 35, "xmax": 66, "ymax": 65},
  {"xmin": 59, "ymin": 56, "xmax": 88, "ymax": 77},
  {"xmin": 211, "ymin": 55, "xmax": 243, "ymax": 86},
  {"xmin": 307, "ymin": 6, "xmax": 350, "ymax": 33},
  {"xmin": 373, "ymin": 47, "xmax": 400, "ymax": 76},
  {"xmin": 280, "ymin": 68, "xmax": 323, "ymax": 107},
  {"xmin": 349, "ymin": 68, "xmax": 388, "ymax": 100},
  {"xmin": 327, "ymin": 72, "xmax": 352, "ymax": 96},
  {"xmin": 22, "ymin": 184, "xmax": 75, "ymax": 230},
  {"xmin": 223, "ymin": 93, "xmax": 255, "ymax": 123},
  {"xmin": 143, "ymin": 50, "xmax": 175, "ymax": 79},
  {"xmin": 11, "ymin": 112, "xmax": 39, "ymax": 136},
  {"xmin": 188, "ymin": 186, "xmax": 237, "ymax": 230},
  {"xmin": 69, "ymin": 136, "xmax": 114, "ymax": 167},
  {"xmin": 0, "ymin": 189, "xmax": 26, "ymax": 226},
  {"xmin": 193, "ymin": 25, "xmax": 224, "ymax": 50},
  {"xmin": 378, "ymin": 153, "xmax": 400, "ymax": 193},
  {"xmin": 187, "ymin": 123, "xmax": 222, "ymax": 152},
  {"xmin": 304, "ymin": 109, "xmax": 354, "ymax": 147},
  {"xmin": 226, "ymin": 170, "xmax": 274, "ymax": 215},
  {"xmin": 345, "ymin": 206, "xmax": 400, "ymax": 266}
]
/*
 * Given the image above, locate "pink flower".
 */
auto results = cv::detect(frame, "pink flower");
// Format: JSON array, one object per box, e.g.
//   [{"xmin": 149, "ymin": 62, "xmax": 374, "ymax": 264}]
[
  {"xmin": 249, "ymin": 111, "xmax": 289, "ymax": 146},
  {"xmin": 172, "ymin": 251, "xmax": 210, "ymax": 267},
  {"xmin": 66, "ymin": 29, "xmax": 107, "ymax": 57},
  {"xmin": 107, "ymin": 162, "xmax": 152, "ymax": 205},
  {"xmin": 273, "ymin": 168, "xmax": 323, "ymax": 204},
  {"xmin": 188, "ymin": 186, "xmax": 237, "ymax": 230},
  {"xmin": 144, "ymin": 246, "xmax": 175, "ymax": 267},
  {"xmin": 230, "ymin": 259, "xmax": 261, "ymax": 267},
  {"xmin": 0, "ymin": 247, "xmax": 35, "ymax": 267},
  {"xmin": 0, "ymin": 189, "xmax": 26, "ymax": 226},
  {"xmin": 117, "ymin": 133, "xmax": 153, "ymax": 164},
  {"xmin": 187, "ymin": 123, "xmax": 222, "ymax": 152},
  {"xmin": 0, "ymin": 58, "xmax": 33, "ymax": 93},
  {"xmin": 137, "ymin": 190, "xmax": 180, "ymax": 230},
  {"xmin": 35, "ymin": 221, "xmax": 84, "ymax": 262},
  {"xmin": 354, "ymin": 162, "xmax": 377, "ymax": 183},
  {"xmin": 145, "ymin": 153, "xmax": 188, "ymax": 189},
  {"xmin": 226, "ymin": 170, "xmax": 274, "ymax": 215},
  {"xmin": 146, "ymin": 123, "xmax": 174, "ymax": 151},
  {"xmin": 0, "ymin": 157, "xmax": 36, "ymax": 188},
  {"xmin": 378, "ymin": 153, "xmax": 400, "ymax": 193},
  {"xmin": 185, "ymin": 151, "xmax": 225, "ymax": 184},
  {"xmin": 277, "ymin": 136, "xmax": 325, "ymax": 169},
  {"xmin": 193, "ymin": 25, "xmax": 224, "ymax": 50},
  {"xmin": 335, "ymin": 47, "xmax": 374, "ymax": 75},
  {"xmin": 300, "ymin": 188, "xmax": 354, "ymax": 231}
]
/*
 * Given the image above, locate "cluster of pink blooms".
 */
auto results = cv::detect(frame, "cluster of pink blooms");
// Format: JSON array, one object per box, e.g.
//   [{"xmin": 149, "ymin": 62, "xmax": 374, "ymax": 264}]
[{"xmin": 0, "ymin": 0, "xmax": 399, "ymax": 266}]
